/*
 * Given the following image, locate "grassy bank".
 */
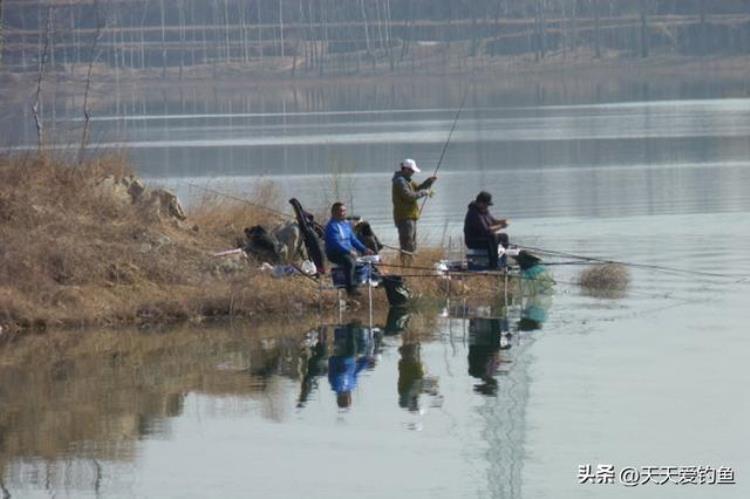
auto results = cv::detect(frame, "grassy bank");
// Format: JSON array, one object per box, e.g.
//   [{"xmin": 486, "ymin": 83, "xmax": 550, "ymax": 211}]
[
  {"xmin": 0, "ymin": 153, "xmax": 324, "ymax": 332},
  {"xmin": 0, "ymin": 153, "xmax": 505, "ymax": 334}
]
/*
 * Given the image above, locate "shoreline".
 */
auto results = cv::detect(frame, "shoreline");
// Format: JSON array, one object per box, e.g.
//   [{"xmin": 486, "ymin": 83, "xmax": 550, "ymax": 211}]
[
  {"xmin": 3, "ymin": 53, "xmax": 750, "ymax": 102},
  {"xmin": 0, "ymin": 153, "xmax": 507, "ymax": 335}
]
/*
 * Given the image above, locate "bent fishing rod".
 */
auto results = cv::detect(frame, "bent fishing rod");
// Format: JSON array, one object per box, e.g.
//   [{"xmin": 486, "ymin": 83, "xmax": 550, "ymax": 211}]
[{"xmin": 418, "ymin": 88, "xmax": 470, "ymax": 216}]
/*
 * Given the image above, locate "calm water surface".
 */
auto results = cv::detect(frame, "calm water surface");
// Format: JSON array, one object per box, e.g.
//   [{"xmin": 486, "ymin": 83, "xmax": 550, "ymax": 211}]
[{"xmin": 1, "ymin": 81, "xmax": 749, "ymax": 498}]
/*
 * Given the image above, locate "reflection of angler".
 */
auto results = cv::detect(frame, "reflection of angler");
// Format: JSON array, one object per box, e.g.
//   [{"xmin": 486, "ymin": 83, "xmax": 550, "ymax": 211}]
[
  {"xmin": 298, "ymin": 329, "xmax": 329, "ymax": 408},
  {"xmin": 327, "ymin": 324, "xmax": 375, "ymax": 409},
  {"xmin": 398, "ymin": 343, "xmax": 425, "ymax": 412},
  {"xmin": 397, "ymin": 342, "xmax": 440, "ymax": 412},
  {"xmin": 385, "ymin": 306, "xmax": 411, "ymax": 335},
  {"xmin": 468, "ymin": 318, "xmax": 512, "ymax": 396}
]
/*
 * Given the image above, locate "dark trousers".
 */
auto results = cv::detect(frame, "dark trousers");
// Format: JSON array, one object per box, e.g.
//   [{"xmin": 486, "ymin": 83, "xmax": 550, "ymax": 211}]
[
  {"xmin": 468, "ymin": 233, "xmax": 509, "ymax": 269},
  {"xmin": 327, "ymin": 251, "xmax": 357, "ymax": 291}
]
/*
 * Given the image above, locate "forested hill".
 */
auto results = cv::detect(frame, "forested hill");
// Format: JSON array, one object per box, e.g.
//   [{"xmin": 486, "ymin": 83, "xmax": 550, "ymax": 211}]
[{"xmin": 1, "ymin": 0, "xmax": 749, "ymax": 77}]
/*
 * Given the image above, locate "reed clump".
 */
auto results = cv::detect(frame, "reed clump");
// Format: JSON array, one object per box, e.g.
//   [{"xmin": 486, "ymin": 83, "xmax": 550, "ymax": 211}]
[{"xmin": 578, "ymin": 263, "xmax": 631, "ymax": 295}]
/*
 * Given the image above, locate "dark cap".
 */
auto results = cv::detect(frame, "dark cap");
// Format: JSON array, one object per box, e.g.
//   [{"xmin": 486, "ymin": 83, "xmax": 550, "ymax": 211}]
[{"xmin": 476, "ymin": 191, "xmax": 493, "ymax": 206}]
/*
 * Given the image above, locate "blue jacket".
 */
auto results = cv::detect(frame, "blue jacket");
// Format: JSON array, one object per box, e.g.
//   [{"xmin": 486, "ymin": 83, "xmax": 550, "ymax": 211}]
[
  {"xmin": 328, "ymin": 355, "xmax": 369, "ymax": 393},
  {"xmin": 325, "ymin": 219, "xmax": 367, "ymax": 256}
]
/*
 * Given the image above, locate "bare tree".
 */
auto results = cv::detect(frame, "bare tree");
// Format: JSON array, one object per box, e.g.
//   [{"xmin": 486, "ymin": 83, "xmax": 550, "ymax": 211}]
[
  {"xmin": 159, "ymin": 0, "xmax": 167, "ymax": 78},
  {"xmin": 593, "ymin": 0, "xmax": 601, "ymax": 58},
  {"xmin": 640, "ymin": 0, "xmax": 649, "ymax": 58},
  {"xmin": 0, "ymin": 0, "xmax": 5, "ymax": 67},
  {"xmin": 359, "ymin": 0, "xmax": 371, "ymax": 58},
  {"xmin": 178, "ymin": 0, "xmax": 186, "ymax": 78},
  {"xmin": 279, "ymin": 0, "xmax": 285, "ymax": 58},
  {"xmin": 32, "ymin": 7, "xmax": 52, "ymax": 152},
  {"xmin": 79, "ymin": 0, "xmax": 106, "ymax": 162}
]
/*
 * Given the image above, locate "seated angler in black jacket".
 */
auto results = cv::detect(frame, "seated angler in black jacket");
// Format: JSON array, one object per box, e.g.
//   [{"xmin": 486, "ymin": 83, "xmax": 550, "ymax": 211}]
[{"xmin": 463, "ymin": 191, "xmax": 510, "ymax": 269}]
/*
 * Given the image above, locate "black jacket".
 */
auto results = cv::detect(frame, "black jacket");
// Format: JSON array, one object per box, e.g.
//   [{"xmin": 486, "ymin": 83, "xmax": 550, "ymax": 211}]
[{"xmin": 463, "ymin": 202, "xmax": 500, "ymax": 249}]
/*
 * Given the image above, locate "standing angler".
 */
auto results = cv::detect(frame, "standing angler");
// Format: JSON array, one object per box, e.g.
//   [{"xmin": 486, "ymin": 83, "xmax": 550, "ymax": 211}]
[{"xmin": 391, "ymin": 158, "xmax": 437, "ymax": 266}]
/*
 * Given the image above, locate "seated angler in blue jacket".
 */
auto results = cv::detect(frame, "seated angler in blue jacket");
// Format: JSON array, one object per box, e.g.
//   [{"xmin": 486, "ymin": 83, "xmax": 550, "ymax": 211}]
[{"xmin": 324, "ymin": 202, "xmax": 374, "ymax": 296}]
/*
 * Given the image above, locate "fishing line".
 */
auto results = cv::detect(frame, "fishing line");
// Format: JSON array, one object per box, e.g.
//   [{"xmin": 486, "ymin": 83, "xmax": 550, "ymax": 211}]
[
  {"xmin": 516, "ymin": 244, "xmax": 749, "ymax": 280},
  {"xmin": 187, "ymin": 183, "xmax": 292, "ymax": 220}
]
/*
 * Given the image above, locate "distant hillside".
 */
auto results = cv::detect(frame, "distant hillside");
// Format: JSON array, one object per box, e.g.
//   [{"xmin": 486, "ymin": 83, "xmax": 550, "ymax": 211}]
[{"xmin": 1, "ymin": 0, "xmax": 749, "ymax": 78}]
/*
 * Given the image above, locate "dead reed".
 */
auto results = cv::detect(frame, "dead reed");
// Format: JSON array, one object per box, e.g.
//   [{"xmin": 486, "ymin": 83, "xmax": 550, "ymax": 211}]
[{"xmin": 578, "ymin": 263, "xmax": 631, "ymax": 295}]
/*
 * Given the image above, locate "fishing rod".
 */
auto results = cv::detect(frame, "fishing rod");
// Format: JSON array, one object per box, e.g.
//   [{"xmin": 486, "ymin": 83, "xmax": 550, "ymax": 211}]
[
  {"xmin": 418, "ymin": 88, "xmax": 470, "ymax": 216},
  {"xmin": 516, "ymin": 244, "xmax": 749, "ymax": 280},
  {"xmin": 380, "ymin": 243, "xmax": 416, "ymax": 256},
  {"xmin": 186, "ymin": 183, "xmax": 291, "ymax": 220}
]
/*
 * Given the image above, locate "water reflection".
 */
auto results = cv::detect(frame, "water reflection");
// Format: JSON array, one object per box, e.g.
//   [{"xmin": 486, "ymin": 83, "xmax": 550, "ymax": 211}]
[
  {"xmin": 468, "ymin": 318, "xmax": 513, "ymax": 396},
  {"xmin": 0, "ymin": 299, "xmax": 551, "ymax": 496},
  {"xmin": 297, "ymin": 327, "xmax": 329, "ymax": 408},
  {"xmin": 397, "ymin": 334, "xmax": 440, "ymax": 414},
  {"xmin": 327, "ymin": 323, "xmax": 381, "ymax": 410}
]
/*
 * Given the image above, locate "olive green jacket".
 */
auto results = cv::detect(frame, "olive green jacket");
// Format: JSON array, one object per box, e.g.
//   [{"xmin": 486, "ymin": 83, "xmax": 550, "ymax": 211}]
[{"xmin": 391, "ymin": 171, "xmax": 434, "ymax": 223}]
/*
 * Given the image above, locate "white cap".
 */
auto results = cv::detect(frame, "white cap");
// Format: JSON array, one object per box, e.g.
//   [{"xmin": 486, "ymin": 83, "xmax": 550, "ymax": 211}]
[{"xmin": 400, "ymin": 158, "xmax": 421, "ymax": 173}]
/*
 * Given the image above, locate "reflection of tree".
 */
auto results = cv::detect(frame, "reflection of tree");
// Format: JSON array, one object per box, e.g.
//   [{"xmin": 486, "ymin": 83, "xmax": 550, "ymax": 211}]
[{"xmin": 0, "ymin": 321, "xmax": 324, "ymax": 491}]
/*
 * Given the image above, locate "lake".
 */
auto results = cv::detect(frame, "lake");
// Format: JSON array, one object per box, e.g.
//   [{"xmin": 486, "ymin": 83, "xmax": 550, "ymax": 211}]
[{"xmin": 1, "ymin": 77, "xmax": 749, "ymax": 498}]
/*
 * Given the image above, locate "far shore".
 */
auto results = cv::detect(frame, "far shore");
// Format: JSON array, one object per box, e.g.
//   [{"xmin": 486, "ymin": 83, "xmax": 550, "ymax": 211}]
[{"xmin": 3, "ymin": 52, "xmax": 750, "ymax": 103}]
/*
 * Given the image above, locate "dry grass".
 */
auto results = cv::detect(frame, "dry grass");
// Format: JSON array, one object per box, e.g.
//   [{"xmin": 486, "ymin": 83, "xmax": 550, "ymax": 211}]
[
  {"xmin": 0, "ymin": 153, "xmax": 339, "ymax": 332},
  {"xmin": 188, "ymin": 179, "xmax": 287, "ymax": 244}
]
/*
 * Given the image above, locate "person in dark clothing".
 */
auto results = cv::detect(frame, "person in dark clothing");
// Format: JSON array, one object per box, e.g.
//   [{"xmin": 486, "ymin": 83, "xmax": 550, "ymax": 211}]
[
  {"xmin": 324, "ymin": 202, "xmax": 373, "ymax": 296},
  {"xmin": 463, "ymin": 191, "xmax": 510, "ymax": 269}
]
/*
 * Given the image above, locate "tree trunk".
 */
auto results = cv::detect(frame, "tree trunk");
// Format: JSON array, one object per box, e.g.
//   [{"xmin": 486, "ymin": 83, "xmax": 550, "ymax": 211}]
[
  {"xmin": 239, "ymin": 0, "xmax": 250, "ymax": 63},
  {"xmin": 640, "ymin": 0, "xmax": 649, "ymax": 58},
  {"xmin": 80, "ymin": 1, "xmax": 105, "ymax": 163},
  {"xmin": 257, "ymin": 0, "xmax": 263, "ymax": 61},
  {"xmin": 32, "ymin": 7, "xmax": 52, "ymax": 151},
  {"xmin": 539, "ymin": 0, "xmax": 546, "ymax": 59},
  {"xmin": 593, "ymin": 0, "xmax": 601, "ymax": 58},
  {"xmin": 571, "ymin": 0, "xmax": 578, "ymax": 54},
  {"xmin": 1, "ymin": 0, "xmax": 5, "ymax": 67},
  {"xmin": 279, "ymin": 0, "xmax": 285, "ymax": 58},
  {"xmin": 159, "ymin": 0, "xmax": 167, "ymax": 78},
  {"xmin": 698, "ymin": 0, "xmax": 707, "ymax": 55},
  {"xmin": 222, "ymin": 0, "xmax": 231, "ymax": 63},
  {"xmin": 359, "ymin": 0, "xmax": 371, "ymax": 58},
  {"xmin": 385, "ymin": 0, "xmax": 394, "ymax": 70},
  {"xmin": 178, "ymin": 0, "xmax": 185, "ymax": 78},
  {"xmin": 320, "ymin": 0, "xmax": 329, "ymax": 75},
  {"xmin": 139, "ymin": 1, "xmax": 149, "ymax": 69}
]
